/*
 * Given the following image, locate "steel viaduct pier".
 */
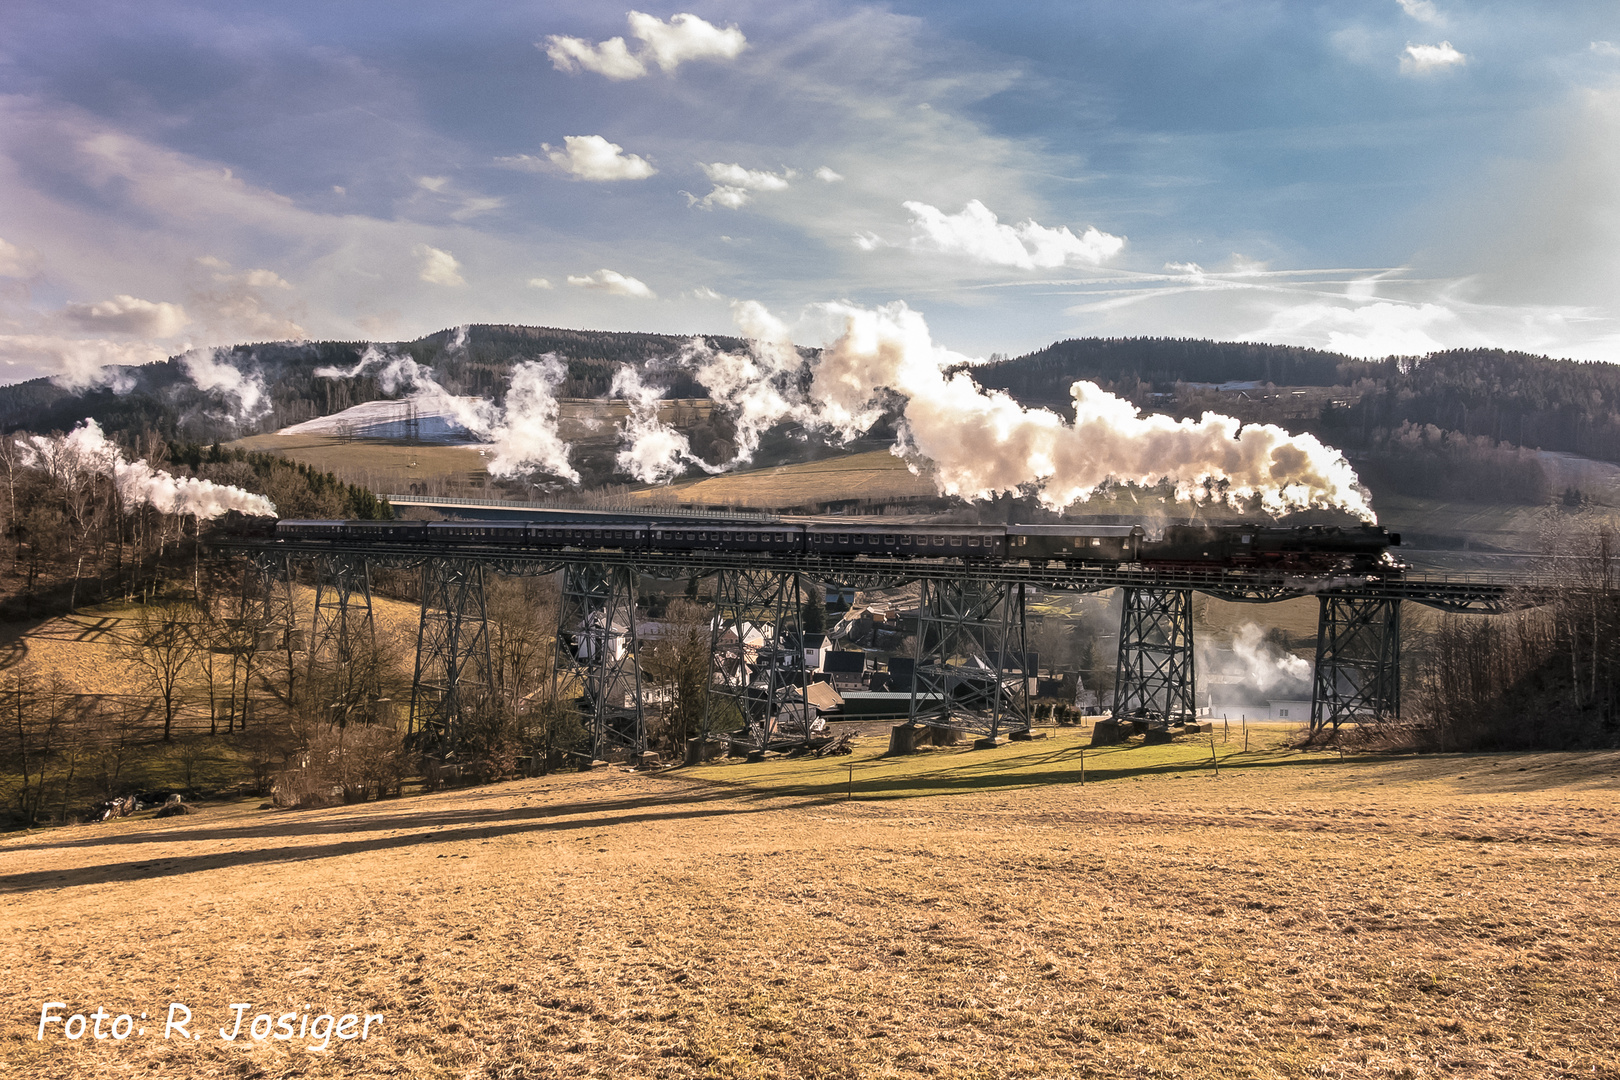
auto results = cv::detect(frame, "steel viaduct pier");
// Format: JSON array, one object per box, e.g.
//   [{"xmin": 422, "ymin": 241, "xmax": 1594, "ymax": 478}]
[{"xmin": 226, "ymin": 534, "xmax": 1545, "ymax": 765}]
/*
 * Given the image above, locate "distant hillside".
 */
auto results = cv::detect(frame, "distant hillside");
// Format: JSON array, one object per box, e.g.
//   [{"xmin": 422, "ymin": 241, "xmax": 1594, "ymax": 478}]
[
  {"xmin": 976, "ymin": 337, "xmax": 1620, "ymax": 466},
  {"xmin": 971, "ymin": 338, "xmax": 1394, "ymax": 410},
  {"xmin": 0, "ymin": 325, "xmax": 746, "ymax": 445}
]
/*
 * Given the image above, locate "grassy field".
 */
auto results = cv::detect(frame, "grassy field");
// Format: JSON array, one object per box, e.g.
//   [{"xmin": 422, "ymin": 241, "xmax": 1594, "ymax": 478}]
[
  {"xmin": 4, "ymin": 727, "xmax": 1618, "ymax": 1079},
  {"xmin": 229, "ymin": 434, "xmax": 492, "ymax": 498},
  {"xmin": 625, "ymin": 449, "xmax": 941, "ymax": 509}
]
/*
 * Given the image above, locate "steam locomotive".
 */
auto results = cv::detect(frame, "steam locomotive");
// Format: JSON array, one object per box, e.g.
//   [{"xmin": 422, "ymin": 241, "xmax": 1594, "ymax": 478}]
[{"xmin": 271, "ymin": 517, "xmax": 1400, "ymax": 574}]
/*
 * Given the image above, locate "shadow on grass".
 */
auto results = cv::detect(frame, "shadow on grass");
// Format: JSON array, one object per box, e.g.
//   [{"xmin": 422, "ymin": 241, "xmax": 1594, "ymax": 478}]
[
  {"xmin": 691, "ymin": 745, "xmax": 1390, "ymax": 804},
  {"xmin": 0, "ymin": 785, "xmax": 843, "ymax": 895}
]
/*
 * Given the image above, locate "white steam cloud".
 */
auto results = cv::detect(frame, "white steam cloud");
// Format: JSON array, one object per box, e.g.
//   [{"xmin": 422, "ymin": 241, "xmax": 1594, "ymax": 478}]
[
  {"xmin": 1208, "ymin": 624, "xmax": 1313, "ymax": 699},
  {"xmin": 315, "ymin": 340, "xmax": 578, "ymax": 482},
  {"xmin": 19, "ymin": 419, "xmax": 276, "ymax": 519},
  {"xmin": 610, "ymin": 366, "xmax": 711, "ymax": 483},
  {"xmin": 179, "ymin": 347, "xmax": 271, "ymax": 426},
  {"xmin": 612, "ymin": 300, "xmax": 1374, "ymax": 519}
]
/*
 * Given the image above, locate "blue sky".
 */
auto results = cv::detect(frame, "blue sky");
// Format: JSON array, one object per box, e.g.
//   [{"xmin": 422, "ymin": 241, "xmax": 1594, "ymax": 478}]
[{"xmin": 2, "ymin": 0, "xmax": 1618, "ymax": 387}]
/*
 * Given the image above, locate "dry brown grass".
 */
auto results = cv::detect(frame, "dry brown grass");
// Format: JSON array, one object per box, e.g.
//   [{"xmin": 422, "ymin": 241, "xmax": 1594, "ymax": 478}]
[
  {"xmin": 3, "ymin": 730, "xmax": 1618, "ymax": 1079},
  {"xmin": 0, "ymin": 586, "xmax": 423, "ymax": 727},
  {"xmin": 229, "ymin": 433, "xmax": 491, "ymax": 495},
  {"xmin": 625, "ymin": 450, "xmax": 939, "ymax": 509}
]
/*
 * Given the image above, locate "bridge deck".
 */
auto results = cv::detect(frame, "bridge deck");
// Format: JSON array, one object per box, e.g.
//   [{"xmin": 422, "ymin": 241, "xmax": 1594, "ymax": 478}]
[{"xmin": 219, "ymin": 538, "xmax": 1558, "ymax": 612}]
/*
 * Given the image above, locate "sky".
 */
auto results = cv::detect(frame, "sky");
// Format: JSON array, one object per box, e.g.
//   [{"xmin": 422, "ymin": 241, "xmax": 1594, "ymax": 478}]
[{"xmin": 2, "ymin": 0, "xmax": 1619, "ymax": 389}]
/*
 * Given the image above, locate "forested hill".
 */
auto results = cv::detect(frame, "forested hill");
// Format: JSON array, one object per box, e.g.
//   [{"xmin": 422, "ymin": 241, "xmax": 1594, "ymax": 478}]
[
  {"xmin": 0, "ymin": 324, "xmax": 745, "ymax": 445},
  {"xmin": 971, "ymin": 338, "xmax": 1394, "ymax": 408},
  {"xmin": 975, "ymin": 338, "xmax": 1620, "ymax": 464}
]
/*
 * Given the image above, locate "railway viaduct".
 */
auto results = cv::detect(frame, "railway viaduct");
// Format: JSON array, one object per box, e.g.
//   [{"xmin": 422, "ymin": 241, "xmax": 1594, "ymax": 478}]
[{"xmin": 222, "ymin": 498, "xmax": 1547, "ymax": 766}]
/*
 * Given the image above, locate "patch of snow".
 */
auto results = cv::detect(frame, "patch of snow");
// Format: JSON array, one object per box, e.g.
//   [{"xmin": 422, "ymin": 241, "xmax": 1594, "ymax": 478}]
[{"xmin": 278, "ymin": 399, "xmax": 484, "ymax": 445}]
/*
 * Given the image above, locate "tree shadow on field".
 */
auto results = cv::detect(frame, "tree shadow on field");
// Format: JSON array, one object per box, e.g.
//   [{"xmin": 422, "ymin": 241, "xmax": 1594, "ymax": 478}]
[
  {"xmin": 0, "ymin": 786, "xmax": 838, "ymax": 895},
  {"xmin": 703, "ymin": 744, "xmax": 1386, "ymax": 804},
  {"xmin": 4, "ymin": 784, "xmax": 742, "ymax": 854}
]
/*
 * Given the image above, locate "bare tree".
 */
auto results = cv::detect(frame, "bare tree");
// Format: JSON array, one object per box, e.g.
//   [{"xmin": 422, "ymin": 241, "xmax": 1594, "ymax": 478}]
[
  {"xmin": 640, "ymin": 597, "xmax": 712, "ymax": 748},
  {"xmin": 121, "ymin": 598, "xmax": 201, "ymax": 741}
]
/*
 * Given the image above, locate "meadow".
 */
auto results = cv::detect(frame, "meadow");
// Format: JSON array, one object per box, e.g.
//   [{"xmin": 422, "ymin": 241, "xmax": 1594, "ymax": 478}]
[{"xmin": 4, "ymin": 726, "xmax": 1617, "ymax": 1078}]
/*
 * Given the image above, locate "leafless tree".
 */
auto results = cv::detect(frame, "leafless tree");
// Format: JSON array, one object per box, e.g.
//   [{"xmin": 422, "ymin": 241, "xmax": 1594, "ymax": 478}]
[{"xmin": 121, "ymin": 598, "xmax": 202, "ymax": 741}]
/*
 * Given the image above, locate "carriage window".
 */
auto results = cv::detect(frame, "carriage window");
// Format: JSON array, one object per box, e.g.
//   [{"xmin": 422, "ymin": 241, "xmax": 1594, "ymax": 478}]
[
  {"xmin": 933, "ymin": 536, "xmax": 945, "ymax": 546},
  {"xmin": 951, "ymin": 537, "xmax": 963, "ymax": 547},
  {"xmin": 969, "ymin": 537, "xmax": 980, "ymax": 546},
  {"xmin": 1092, "ymin": 537, "xmax": 1102, "ymax": 546},
  {"xmin": 838, "ymin": 534, "xmax": 849, "ymax": 544},
  {"xmin": 884, "ymin": 536, "xmax": 895, "ymax": 545},
  {"xmin": 748, "ymin": 533, "xmax": 757, "ymax": 542},
  {"xmin": 900, "ymin": 535, "xmax": 912, "ymax": 545}
]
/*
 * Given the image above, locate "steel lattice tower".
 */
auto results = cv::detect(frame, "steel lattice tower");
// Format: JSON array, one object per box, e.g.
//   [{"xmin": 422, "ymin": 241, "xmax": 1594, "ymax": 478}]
[
  {"xmin": 704, "ymin": 569, "xmax": 812, "ymax": 750},
  {"xmin": 552, "ymin": 562, "xmax": 646, "ymax": 762},
  {"xmin": 910, "ymin": 578, "xmax": 1030, "ymax": 742},
  {"xmin": 307, "ymin": 554, "xmax": 380, "ymax": 726},
  {"xmin": 1311, "ymin": 595, "xmax": 1401, "ymax": 731},
  {"xmin": 409, "ymin": 558, "xmax": 493, "ymax": 757},
  {"xmin": 1111, "ymin": 587, "xmax": 1197, "ymax": 725}
]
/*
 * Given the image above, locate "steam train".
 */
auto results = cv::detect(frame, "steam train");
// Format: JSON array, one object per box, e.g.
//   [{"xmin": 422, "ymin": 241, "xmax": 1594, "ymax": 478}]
[{"xmin": 271, "ymin": 517, "xmax": 1401, "ymax": 574}]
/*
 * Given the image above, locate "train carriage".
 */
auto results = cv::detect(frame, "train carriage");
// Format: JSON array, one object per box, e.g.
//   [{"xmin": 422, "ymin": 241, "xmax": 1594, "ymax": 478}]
[
  {"xmin": 805, "ymin": 522, "xmax": 1005, "ymax": 559},
  {"xmin": 1007, "ymin": 523, "xmax": 1143, "ymax": 563}
]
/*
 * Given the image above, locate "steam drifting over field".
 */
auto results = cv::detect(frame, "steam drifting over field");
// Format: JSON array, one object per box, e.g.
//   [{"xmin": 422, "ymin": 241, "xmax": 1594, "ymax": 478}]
[
  {"xmin": 314, "ymin": 335, "xmax": 579, "ymax": 483},
  {"xmin": 615, "ymin": 301, "xmax": 1375, "ymax": 519},
  {"xmin": 299, "ymin": 308, "xmax": 1372, "ymax": 518},
  {"xmin": 19, "ymin": 419, "xmax": 276, "ymax": 518}
]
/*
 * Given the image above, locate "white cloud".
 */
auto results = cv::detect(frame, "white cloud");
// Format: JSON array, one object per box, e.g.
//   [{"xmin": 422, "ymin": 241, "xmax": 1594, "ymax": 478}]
[
  {"xmin": 60, "ymin": 294, "xmax": 190, "ymax": 338},
  {"xmin": 543, "ymin": 11, "xmax": 745, "ymax": 80},
  {"xmin": 527, "ymin": 277, "xmax": 554, "ymax": 289},
  {"xmin": 0, "ymin": 236, "xmax": 42, "ymax": 278},
  {"xmin": 542, "ymin": 134, "xmax": 656, "ymax": 181},
  {"xmin": 0, "ymin": 335, "xmax": 164, "ymax": 390},
  {"xmin": 900, "ymin": 199, "xmax": 1124, "ymax": 269},
  {"xmin": 566, "ymin": 268, "xmax": 654, "ymax": 298},
  {"xmin": 1253, "ymin": 299, "xmax": 1458, "ymax": 358},
  {"xmin": 1402, "ymin": 41, "xmax": 1466, "ymax": 73},
  {"xmin": 629, "ymin": 12, "xmax": 747, "ymax": 73},
  {"xmin": 1593, "ymin": 41, "xmax": 1620, "ymax": 58},
  {"xmin": 1396, "ymin": 0, "xmax": 1443, "ymax": 26},
  {"xmin": 689, "ymin": 285, "xmax": 723, "ymax": 300},
  {"xmin": 688, "ymin": 162, "xmax": 793, "ymax": 209},
  {"xmin": 814, "ymin": 166, "xmax": 844, "ymax": 183},
  {"xmin": 416, "ymin": 245, "xmax": 465, "ymax": 286},
  {"xmin": 242, "ymin": 269, "xmax": 291, "ymax": 290},
  {"xmin": 417, "ymin": 176, "xmax": 449, "ymax": 192}
]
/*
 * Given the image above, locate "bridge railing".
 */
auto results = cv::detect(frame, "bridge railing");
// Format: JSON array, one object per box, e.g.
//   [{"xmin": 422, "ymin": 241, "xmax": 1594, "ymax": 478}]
[{"xmin": 381, "ymin": 492, "xmax": 780, "ymax": 523}]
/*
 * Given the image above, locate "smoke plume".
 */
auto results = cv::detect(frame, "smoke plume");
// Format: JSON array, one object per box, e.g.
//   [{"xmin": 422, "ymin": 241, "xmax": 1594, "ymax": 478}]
[
  {"xmin": 315, "ymin": 339, "xmax": 578, "ymax": 482},
  {"xmin": 19, "ymin": 419, "xmax": 276, "ymax": 518},
  {"xmin": 620, "ymin": 300, "xmax": 1373, "ymax": 519},
  {"xmin": 1204, "ymin": 623, "xmax": 1313, "ymax": 700},
  {"xmin": 179, "ymin": 347, "xmax": 271, "ymax": 426}
]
